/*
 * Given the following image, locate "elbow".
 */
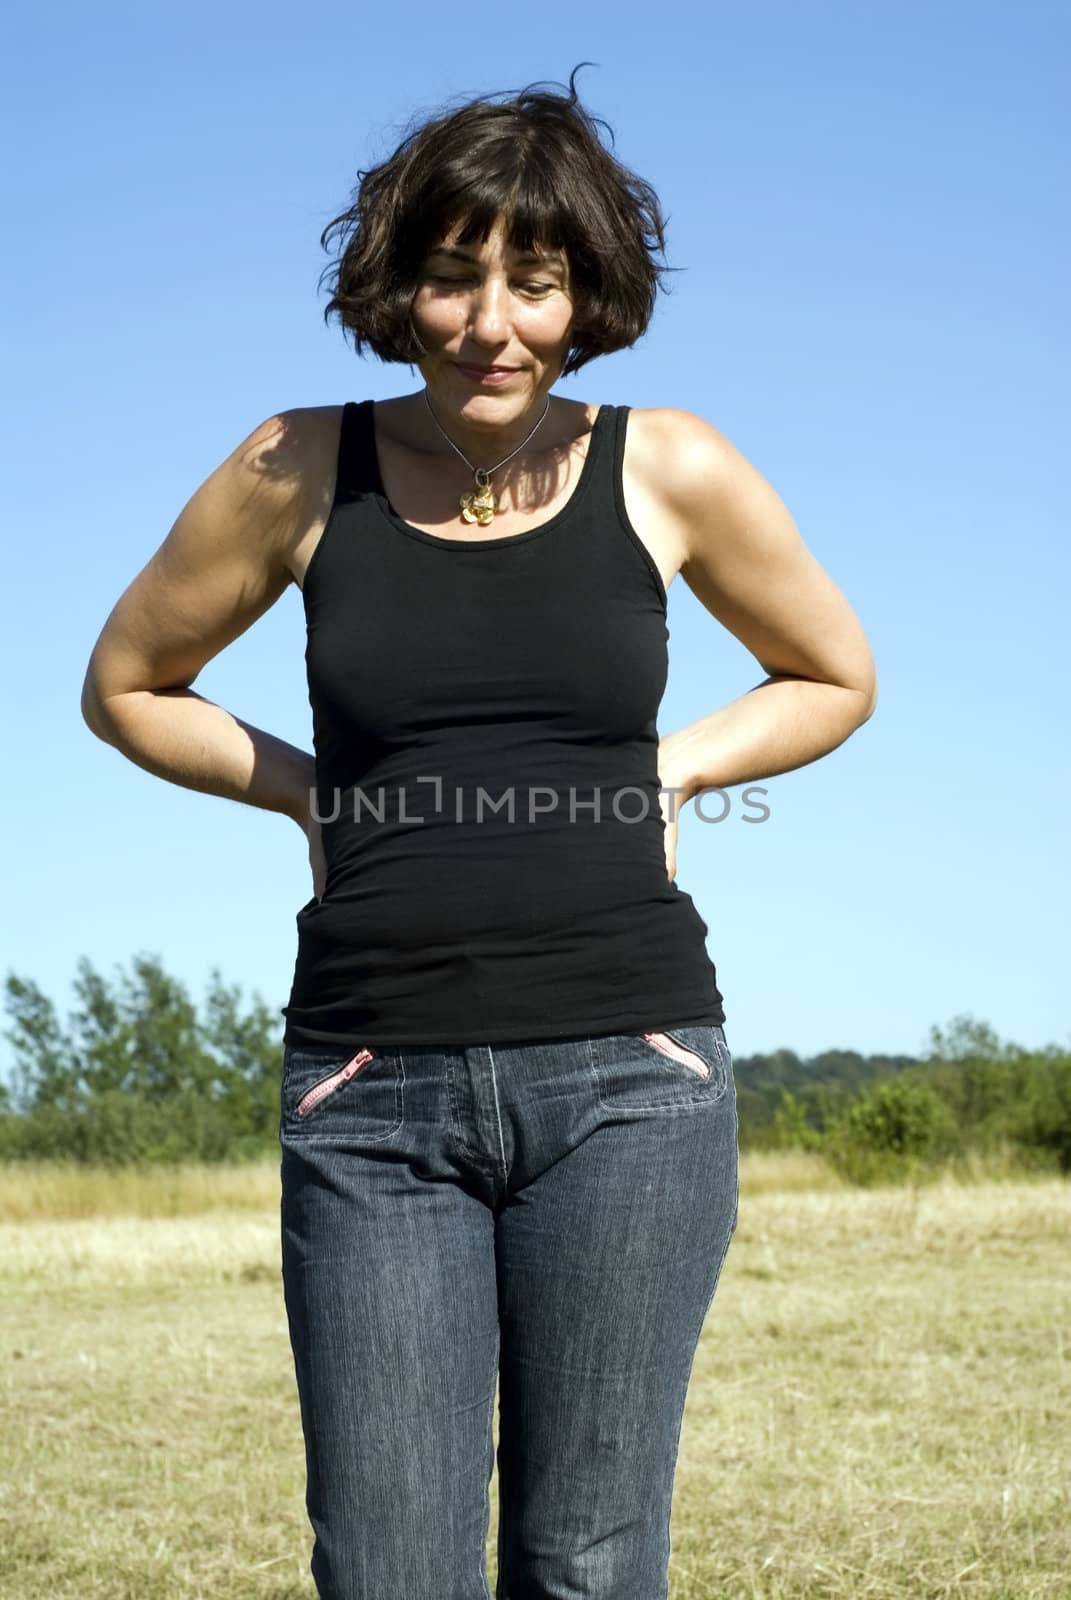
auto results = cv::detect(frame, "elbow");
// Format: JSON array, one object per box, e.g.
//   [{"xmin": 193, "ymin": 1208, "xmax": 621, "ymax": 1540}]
[
  {"xmin": 857, "ymin": 674, "xmax": 879, "ymax": 724},
  {"xmin": 80, "ymin": 675, "xmax": 106, "ymax": 741},
  {"xmin": 80, "ymin": 670, "xmax": 121, "ymax": 745}
]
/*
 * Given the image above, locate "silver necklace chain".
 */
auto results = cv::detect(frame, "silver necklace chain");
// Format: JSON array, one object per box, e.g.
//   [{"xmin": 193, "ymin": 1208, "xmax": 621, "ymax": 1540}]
[{"xmin": 422, "ymin": 385, "xmax": 551, "ymax": 488}]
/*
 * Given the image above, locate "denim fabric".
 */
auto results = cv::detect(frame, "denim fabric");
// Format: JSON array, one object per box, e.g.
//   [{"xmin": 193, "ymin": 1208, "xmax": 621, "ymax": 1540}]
[{"xmin": 279, "ymin": 1022, "xmax": 739, "ymax": 1599}]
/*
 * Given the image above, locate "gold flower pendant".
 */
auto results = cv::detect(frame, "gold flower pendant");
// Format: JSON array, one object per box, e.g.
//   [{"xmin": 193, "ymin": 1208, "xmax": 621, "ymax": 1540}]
[{"xmin": 460, "ymin": 477, "xmax": 498, "ymax": 526}]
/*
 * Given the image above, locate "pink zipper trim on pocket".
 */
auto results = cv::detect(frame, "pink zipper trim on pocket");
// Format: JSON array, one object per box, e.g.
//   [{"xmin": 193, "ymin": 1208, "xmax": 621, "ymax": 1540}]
[
  {"xmin": 295, "ymin": 1049, "xmax": 375, "ymax": 1118},
  {"xmin": 640, "ymin": 1032, "xmax": 711, "ymax": 1080}
]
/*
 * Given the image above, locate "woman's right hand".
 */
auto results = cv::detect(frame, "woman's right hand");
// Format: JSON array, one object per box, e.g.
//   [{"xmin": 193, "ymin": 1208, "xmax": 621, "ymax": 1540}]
[{"xmin": 301, "ymin": 809, "xmax": 327, "ymax": 902}]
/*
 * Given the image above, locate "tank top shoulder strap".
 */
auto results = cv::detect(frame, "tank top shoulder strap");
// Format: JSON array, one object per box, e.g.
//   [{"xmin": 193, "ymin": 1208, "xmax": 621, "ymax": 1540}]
[
  {"xmin": 600, "ymin": 402, "xmax": 669, "ymax": 613},
  {"xmin": 330, "ymin": 398, "xmax": 380, "ymax": 506}
]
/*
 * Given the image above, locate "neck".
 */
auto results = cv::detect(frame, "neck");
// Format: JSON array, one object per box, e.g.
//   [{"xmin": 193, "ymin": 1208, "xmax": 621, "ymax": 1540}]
[{"xmin": 419, "ymin": 386, "xmax": 553, "ymax": 469}]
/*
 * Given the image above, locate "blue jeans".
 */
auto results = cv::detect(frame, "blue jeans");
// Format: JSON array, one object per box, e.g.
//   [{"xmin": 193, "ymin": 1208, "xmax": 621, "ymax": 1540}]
[{"xmin": 279, "ymin": 1022, "xmax": 739, "ymax": 1599}]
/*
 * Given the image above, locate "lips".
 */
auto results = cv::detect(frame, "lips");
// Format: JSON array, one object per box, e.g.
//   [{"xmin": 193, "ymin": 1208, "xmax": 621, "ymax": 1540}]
[{"xmin": 456, "ymin": 363, "xmax": 518, "ymax": 373}]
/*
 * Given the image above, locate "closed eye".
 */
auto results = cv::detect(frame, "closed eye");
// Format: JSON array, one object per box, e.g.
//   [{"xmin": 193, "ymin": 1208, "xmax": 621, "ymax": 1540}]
[{"xmin": 428, "ymin": 276, "xmax": 555, "ymax": 296}]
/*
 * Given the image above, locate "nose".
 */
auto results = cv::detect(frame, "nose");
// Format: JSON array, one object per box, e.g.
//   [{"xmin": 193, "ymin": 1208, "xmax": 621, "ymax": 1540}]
[{"xmin": 467, "ymin": 274, "xmax": 512, "ymax": 346}]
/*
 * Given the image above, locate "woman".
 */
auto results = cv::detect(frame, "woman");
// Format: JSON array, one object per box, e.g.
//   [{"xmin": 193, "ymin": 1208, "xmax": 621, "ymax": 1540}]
[{"xmin": 81, "ymin": 68, "xmax": 876, "ymax": 1600}]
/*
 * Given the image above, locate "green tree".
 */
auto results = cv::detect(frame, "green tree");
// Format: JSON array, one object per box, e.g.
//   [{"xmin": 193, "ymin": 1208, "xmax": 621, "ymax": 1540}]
[
  {"xmin": 770, "ymin": 1088, "xmax": 821, "ymax": 1151},
  {"xmin": 1, "ymin": 955, "xmax": 284, "ymax": 1164},
  {"xmin": 827, "ymin": 1078, "xmax": 958, "ymax": 1185}
]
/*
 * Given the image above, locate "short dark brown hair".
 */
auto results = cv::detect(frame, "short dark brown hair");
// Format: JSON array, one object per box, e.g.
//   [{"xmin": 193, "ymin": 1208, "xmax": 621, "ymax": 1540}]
[{"xmin": 317, "ymin": 64, "xmax": 677, "ymax": 378}]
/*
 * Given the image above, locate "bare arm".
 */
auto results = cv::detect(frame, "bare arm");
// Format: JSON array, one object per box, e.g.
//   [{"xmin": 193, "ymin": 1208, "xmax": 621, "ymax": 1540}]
[
  {"xmin": 647, "ymin": 409, "xmax": 877, "ymax": 848},
  {"xmin": 80, "ymin": 409, "xmax": 320, "ymax": 826}
]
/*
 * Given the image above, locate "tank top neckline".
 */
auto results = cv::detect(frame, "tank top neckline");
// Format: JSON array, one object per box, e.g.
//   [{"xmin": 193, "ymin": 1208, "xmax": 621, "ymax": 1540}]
[{"xmin": 364, "ymin": 398, "xmax": 612, "ymax": 552}]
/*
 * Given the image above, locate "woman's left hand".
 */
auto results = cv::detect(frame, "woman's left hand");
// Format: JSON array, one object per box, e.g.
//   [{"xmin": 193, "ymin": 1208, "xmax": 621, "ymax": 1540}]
[
  {"xmin": 657, "ymin": 738, "xmax": 693, "ymax": 883},
  {"xmin": 659, "ymin": 787, "xmax": 680, "ymax": 882}
]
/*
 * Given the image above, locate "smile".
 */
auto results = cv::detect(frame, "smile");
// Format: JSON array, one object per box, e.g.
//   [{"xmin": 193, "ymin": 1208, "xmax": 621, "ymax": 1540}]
[{"xmin": 455, "ymin": 365, "xmax": 519, "ymax": 385}]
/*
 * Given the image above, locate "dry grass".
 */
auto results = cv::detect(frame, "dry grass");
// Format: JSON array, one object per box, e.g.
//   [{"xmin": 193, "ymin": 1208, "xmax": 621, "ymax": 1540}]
[
  {"xmin": 0, "ymin": 1156, "xmax": 282, "ymax": 1222},
  {"xmin": 1, "ymin": 1161, "xmax": 1068, "ymax": 1597},
  {"xmin": 0, "ymin": 1146, "xmax": 1035, "ymax": 1223}
]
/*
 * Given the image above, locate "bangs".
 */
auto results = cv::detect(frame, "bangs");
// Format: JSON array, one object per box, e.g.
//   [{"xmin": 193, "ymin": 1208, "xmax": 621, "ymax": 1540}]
[{"xmin": 409, "ymin": 153, "xmax": 572, "ymax": 266}]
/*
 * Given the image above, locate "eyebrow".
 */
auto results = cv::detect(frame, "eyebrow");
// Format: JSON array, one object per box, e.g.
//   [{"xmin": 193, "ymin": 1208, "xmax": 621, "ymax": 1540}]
[{"xmin": 427, "ymin": 245, "xmax": 563, "ymax": 269}]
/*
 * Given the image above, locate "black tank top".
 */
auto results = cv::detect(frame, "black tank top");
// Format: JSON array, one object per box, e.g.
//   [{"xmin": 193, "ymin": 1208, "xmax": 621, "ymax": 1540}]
[{"xmin": 280, "ymin": 398, "xmax": 726, "ymax": 1048}]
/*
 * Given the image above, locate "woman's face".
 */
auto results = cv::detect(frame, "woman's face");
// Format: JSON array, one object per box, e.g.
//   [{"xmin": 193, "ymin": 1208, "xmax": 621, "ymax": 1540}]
[{"xmin": 410, "ymin": 215, "xmax": 576, "ymax": 432}]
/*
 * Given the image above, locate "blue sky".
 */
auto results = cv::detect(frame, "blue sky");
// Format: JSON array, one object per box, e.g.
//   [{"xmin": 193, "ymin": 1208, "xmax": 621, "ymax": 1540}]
[{"xmin": 2, "ymin": 1, "xmax": 1067, "ymax": 1073}]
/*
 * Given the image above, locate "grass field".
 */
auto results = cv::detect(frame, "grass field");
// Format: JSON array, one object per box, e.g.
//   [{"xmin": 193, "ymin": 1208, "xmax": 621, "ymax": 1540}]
[{"xmin": 1, "ymin": 1157, "xmax": 1068, "ymax": 1598}]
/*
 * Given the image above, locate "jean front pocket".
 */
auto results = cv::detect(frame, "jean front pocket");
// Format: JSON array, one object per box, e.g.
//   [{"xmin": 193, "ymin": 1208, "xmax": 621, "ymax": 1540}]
[
  {"xmin": 588, "ymin": 1023, "xmax": 731, "ymax": 1114},
  {"xmin": 293, "ymin": 1048, "xmax": 374, "ymax": 1117},
  {"xmin": 281, "ymin": 1043, "xmax": 403, "ymax": 1143}
]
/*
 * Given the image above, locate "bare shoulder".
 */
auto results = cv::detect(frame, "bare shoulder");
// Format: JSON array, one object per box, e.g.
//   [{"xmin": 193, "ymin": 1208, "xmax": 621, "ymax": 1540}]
[
  {"xmin": 253, "ymin": 404, "xmax": 347, "ymax": 586},
  {"xmin": 256, "ymin": 401, "xmax": 345, "ymax": 502},
  {"xmin": 197, "ymin": 402, "xmax": 345, "ymax": 561},
  {"xmin": 615, "ymin": 405, "xmax": 738, "ymax": 591},
  {"xmin": 625, "ymin": 404, "xmax": 790, "ymax": 571},
  {"xmin": 228, "ymin": 403, "xmax": 339, "ymax": 493},
  {"xmin": 624, "ymin": 405, "xmax": 737, "ymax": 494}
]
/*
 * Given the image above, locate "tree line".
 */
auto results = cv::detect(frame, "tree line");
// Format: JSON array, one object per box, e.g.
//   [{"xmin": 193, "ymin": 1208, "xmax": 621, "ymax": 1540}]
[{"xmin": 2, "ymin": 957, "xmax": 1068, "ymax": 1184}]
